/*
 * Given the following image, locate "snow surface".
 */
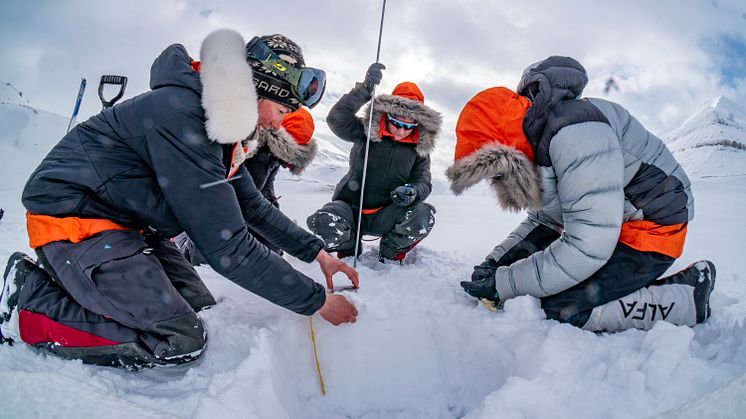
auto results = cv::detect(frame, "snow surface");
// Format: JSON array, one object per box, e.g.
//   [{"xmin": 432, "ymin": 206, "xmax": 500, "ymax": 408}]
[{"xmin": 1, "ymin": 95, "xmax": 745, "ymax": 419}]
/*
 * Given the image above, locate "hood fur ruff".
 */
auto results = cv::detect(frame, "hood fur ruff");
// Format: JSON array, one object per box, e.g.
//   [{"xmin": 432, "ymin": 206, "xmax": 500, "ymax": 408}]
[
  {"xmin": 362, "ymin": 94, "xmax": 442, "ymax": 157},
  {"xmin": 255, "ymin": 128, "xmax": 318, "ymax": 175},
  {"xmin": 446, "ymin": 143, "xmax": 542, "ymax": 212},
  {"xmin": 199, "ymin": 29, "xmax": 258, "ymax": 144}
]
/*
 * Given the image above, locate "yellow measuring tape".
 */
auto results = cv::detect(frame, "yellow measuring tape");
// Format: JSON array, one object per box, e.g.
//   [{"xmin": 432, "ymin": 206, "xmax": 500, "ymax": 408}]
[{"xmin": 309, "ymin": 317, "xmax": 326, "ymax": 396}]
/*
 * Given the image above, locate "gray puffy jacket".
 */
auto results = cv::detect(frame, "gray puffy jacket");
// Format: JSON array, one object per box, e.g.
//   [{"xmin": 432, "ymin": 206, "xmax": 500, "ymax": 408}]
[{"xmin": 453, "ymin": 57, "xmax": 693, "ymax": 301}]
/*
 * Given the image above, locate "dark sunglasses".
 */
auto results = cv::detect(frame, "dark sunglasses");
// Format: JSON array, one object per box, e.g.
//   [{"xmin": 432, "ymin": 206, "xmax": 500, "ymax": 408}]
[
  {"xmin": 386, "ymin": 114, "xmax": 418, "ymax": 130},
  {"xmin": 246, "ymin": 37, "xmax": 327, "ymax": 108}
]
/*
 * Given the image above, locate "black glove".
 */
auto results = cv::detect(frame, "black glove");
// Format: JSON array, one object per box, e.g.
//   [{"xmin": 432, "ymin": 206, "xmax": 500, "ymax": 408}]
[
  {"xmin": 391, "ymin": 184, "xmax": 417, "ymax": 206},
  {"xmin": 363, "ymin": 62, "xmax": 386, "ymax": 93},
  {"xmin": 460, "ymin": 258, "xmax": 501, "ymax": 302}
]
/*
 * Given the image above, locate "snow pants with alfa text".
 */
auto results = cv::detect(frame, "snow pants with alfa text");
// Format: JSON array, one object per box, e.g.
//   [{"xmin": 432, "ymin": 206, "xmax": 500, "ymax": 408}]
[
  {"xmin": 17, "ymin": 229, "xmax": 215, "ymax": 368},
  {"xmin": 540, "ymin": 242, "xmax": 676, "ymax": 327}
]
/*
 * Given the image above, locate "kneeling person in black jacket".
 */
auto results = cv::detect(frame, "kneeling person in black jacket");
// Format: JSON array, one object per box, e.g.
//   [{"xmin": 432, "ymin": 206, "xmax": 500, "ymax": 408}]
[
  {"xmin": 0, "ymin": 30, "xmax": 358, "ymax": 369},
  {"xmin": 307, "ymin": 64, "xmax": 442, "ymax": 262}
]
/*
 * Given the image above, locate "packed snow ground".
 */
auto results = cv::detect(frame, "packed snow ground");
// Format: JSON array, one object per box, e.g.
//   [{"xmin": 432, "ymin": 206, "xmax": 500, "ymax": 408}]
[{"xmin": 1, "ymin": 99, "xmax": 745, "ymax": 418}]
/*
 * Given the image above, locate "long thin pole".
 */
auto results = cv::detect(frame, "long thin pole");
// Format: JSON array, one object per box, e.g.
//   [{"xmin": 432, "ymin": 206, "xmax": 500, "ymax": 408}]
[{"xmin": 353, "ymin": 0, "xmax": 387, "ymax": 268}]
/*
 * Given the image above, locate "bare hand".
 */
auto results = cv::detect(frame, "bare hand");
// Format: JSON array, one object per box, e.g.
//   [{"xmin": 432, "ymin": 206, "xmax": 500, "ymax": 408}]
[
  {"xmin": 318, "ymin": 294, "xmax": 358, "ymax": 325},
  {"xmin": 315, "ymin": 250, "xmax": 359, "ymax": 290}
]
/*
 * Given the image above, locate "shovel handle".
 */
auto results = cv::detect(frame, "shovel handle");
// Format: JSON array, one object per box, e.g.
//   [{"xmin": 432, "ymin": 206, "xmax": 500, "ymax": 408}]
[{"xmin": 98, "ymin": 75, "xmax": 128, "ymax": 109}]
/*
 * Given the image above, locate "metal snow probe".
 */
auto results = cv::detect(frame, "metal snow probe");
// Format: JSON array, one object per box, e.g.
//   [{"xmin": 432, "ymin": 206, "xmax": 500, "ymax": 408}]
[
  {"xmin": 353, "ymin": 0, "xmax": 387, "ymax": 268},
  {"xmin": 308, "ymin": 1, "xmax": 387, "ymax": 393}
]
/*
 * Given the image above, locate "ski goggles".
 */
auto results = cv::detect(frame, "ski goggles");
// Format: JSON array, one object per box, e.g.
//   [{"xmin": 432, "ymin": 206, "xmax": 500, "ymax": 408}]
[
  {"xmin": 246, "ymin": 37, "xmax": 326, "ymax": 108},
  {"xmin": 386, "ymin": 114, "xmax": 418, "ymax": 130}
]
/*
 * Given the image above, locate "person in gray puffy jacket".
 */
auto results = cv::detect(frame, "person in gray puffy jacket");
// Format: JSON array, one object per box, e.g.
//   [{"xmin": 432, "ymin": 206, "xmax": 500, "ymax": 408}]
[
  {"xmin": 449, "ymin": 56, "xmax": 715, "ymax": 332},
  {"xmin": 0, "ymin": 30, "xmax": 357, "ymax": 369}
]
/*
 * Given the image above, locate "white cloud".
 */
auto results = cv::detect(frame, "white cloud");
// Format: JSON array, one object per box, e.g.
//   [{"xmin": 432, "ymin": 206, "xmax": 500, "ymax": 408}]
[{"xmin": 1, "ymin": 0, "xmax": 744, "ymax": 146}]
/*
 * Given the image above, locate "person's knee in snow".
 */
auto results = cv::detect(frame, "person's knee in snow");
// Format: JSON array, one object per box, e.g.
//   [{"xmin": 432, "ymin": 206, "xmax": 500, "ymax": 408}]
[
  {"xmin": 378, "ymin": 202, "xmax": 436, "ymax": 262},
  {"xmin": 395, "ymin": 201, "xmax": 435, "ymax": 235},
  {"xmin": 1, "ymin": 251, "xmax": 197, "ymax": 368},
  {"xmin": 308, "ymin": 210, "xmax": 355, "ymax": 250},
  {"xmin": 146, "ymin": 313, "xmax": 207, "ymax": 363},
  {"xmin": 580, "ymin": 260, "xmax": 716, "ymax": 332}
]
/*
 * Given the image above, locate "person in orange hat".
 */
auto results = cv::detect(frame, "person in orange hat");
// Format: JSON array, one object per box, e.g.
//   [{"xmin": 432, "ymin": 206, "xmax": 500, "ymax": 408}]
[
  {"xmin": 307, "ymin": 63, "xmax": 442, "ymax": 263},
  {"xmin": 176, "ymin": 107, "xmax": 319, "ymax": 264},
  {"xmin": 448, "ymin": 56, "xmax": 715, "ymax": 332},
  {"xmin": 243, "ymin": 107, "xmax": 318, "ymax": 252}
]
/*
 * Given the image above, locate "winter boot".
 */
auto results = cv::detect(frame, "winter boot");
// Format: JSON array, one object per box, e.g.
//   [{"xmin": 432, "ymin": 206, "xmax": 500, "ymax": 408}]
[
  {"xmin": 657, "ymin": 260, "xmax": 716, "ymax": 323},
  {"xmin": 336, "ymin": 249, "xmax": 354, "ymax": 259},
  {"xmin": 336, "ymin": 241, "xmax": 362, "ymax": 259},
  {"xmin": 379, "ymin": 238, "xmax": 423, "ymax": 264},
  {"xmin": 581, "ymin": 260, "xmax": 716, "ymax": 332},
  {"xmin": 0, "ymin": 252, "xmax": 37, "ymax": 344},
  {"xmin": 378, "ymin": 251, "xmax": 405, "ymax": 264}
]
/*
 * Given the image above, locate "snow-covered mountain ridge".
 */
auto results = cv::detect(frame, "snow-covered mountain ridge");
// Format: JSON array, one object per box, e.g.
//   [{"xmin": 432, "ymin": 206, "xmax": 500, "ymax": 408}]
[{"xmin": 664, "ymin": 96, "xmax": 746, "ymax": 178}]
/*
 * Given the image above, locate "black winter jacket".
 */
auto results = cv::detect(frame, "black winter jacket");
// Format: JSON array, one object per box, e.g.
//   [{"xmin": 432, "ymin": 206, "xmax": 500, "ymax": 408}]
[
  {"xmin": 245, "ymin": 147, "xmax": 282, "ymax": 205},
  {"xmin": 327, "ymin": 84, "xmax": 441, "ymax": 210},
  {"xmin": 22, "ymin": 31, "xmax": 325, "ymax": 315}
]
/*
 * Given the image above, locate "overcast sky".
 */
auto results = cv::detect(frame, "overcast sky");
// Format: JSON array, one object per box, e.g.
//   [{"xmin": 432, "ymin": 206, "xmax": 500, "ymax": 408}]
[{"xmin": 2, "ymin": 0, "xmax": 745, "ymax": 161}]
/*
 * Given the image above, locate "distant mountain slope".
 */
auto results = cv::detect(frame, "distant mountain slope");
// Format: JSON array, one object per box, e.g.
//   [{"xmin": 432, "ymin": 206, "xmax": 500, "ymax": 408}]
[
  {"xmin": 0, "ymin": 80, "xmax": 68, "ymax": 150},
  {"xmin": 0, "ymin": 81, "xmax": 69, "ymax": 213},
  {"xmin": 1, "ymin": 81, "xmax": 34, "ymax": 107},
  {"xmin": 664, "ymin": 96, "xmax": 746, "ymax": 178}
]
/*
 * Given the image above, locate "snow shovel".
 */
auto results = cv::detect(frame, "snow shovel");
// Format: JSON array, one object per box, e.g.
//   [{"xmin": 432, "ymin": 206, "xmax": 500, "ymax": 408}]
[{"xmin": 98, "ymin": 75, "xmax": 128, "ymax": 109}]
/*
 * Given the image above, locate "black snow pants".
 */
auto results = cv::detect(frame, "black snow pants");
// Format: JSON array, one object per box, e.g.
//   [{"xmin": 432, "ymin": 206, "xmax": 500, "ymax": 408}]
[
  {"xmin": 540, "ymin": 243, "xmax": 675, "ymax": 327},
  {"xmin": 19, "ymin": 229, "xmax": 215, "ymax": 369},
  {"xmin": 306, "ymin": 200, "xmax": 436, "ymax": 259}
]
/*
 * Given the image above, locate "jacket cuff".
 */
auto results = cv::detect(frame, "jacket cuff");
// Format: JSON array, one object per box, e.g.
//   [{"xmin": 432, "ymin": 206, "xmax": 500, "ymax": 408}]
[
  {"xmin": 494, "ymin": 268, "xmax": 516, "ymax": 301},
  {"xmin": 412, "ymin": 182, "xmax": 431, "ymax": 202},
  {"xmin": 301, "ymin": 238, "xmax": 325, "ymax": 263},
  {"xmin": 351, "ymin": 83, "xmax": 373, "ymax": 101},
  {"xmin": 298, "ymin": 284, "xmax": 326, "ymax": 316}
]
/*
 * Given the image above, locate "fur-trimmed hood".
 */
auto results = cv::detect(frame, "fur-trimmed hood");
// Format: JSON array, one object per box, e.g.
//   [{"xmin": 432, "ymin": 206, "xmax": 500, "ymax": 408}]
[
  {"xmin": 361, "ymin": 92, "xmax": 442, "ymax": 157},
  {"xmin": 148, "ymin": 29, "xmax": 259, "ymax": 173},
  {"xmin": 445, "ymin": 86, "xmax": 542, "ymax": 212},
  {"xmin": 446, "ymin": 143, "xmax": 542, "ymax": 212},
  {"xmin": 197, "ymin": 29, "xmax": 258, "ymax": 145},
  {"xmin": 248, "ymin": 128, "xmax": 318, "ymax": 175}
]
